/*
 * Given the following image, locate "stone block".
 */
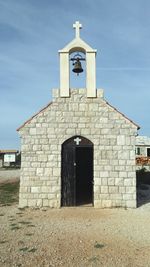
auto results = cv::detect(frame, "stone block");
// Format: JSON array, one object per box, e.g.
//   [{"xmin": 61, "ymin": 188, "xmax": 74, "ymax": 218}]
[
  {"xmin": 81, "ymin": 128, "xmax": 90, "ymax": 135},
  {"xmin": 79, "ymin": 103, "xmax": 86, "ymax": 111},
  {"xmin": 42, "ymin": 145, "xmax": 50, "ymax": 151},
  {"xmin": 44, "ymin": 168, "xmax": 52, "ymax": 175},
  {"xmin": 66, "ymin": 129, "xmax": 76, "ymax": 135},
  {"xmin": 108, "ymin": 178, "xmax": 115, "ymax": 186},
  {"xmin": 19, "ymin": 186, "xmax": 28, "ymax": 193},
  {"xmin": 43, "ymin": 199, "xmax": 49, "ymax": 206},
  {"xmin": 119, "ymin": 160, "xmax": 126, "ymax": 165},
  {"xmin": 125, "ymin": 200, "xmax": 136, "ymax": 208},
  {"xmin": 31, "ymin": 187, "xmax": 41, "ymax": 193},
  {"xmin": 28, "ymin": 199, "xmax": 37, "ymax": 206},
  {"xmin": 101, "ymin": 129, "xmax": 110, "ymax": 134},
  {"xmin": 110, "ymin": 193, "xmax": 122, "ymax": 200},
  {"xmin": 117, "ymin": 135, "xmax": 125, "ymax": 145},
  {"xmin": 124, "ymin": 179, "xmax": 134, "ymax": 186},
  {"xmin": 36, "ymin": 168, "xmax": 44, "ymax": 175},
  {"xmin": 119, "ymin": 187, "xmax": 126, "ymax": 193},
  {"xmin": 125, "ymin": 187, "xmax": 136, "ymax": 194},
  {"xmin": 99, "ymin": 194, "xmax": 110, "ymax": 200},
  {"xmin": 49, "ymin": 200, "xmax": 60, "ymax": 208},
  {"xmin": 101, "ymin": 186, "xmax": 108, "ymax": 193},
  {"xmin": 102, "ymin": 178, "xmax": 108, "ymax": 185},
  {"xmin": 89, "ymin": 103, "xmax": 99, "ymax": 111},
  {"xmin": 41, "ymin": 186, "xmax": 50, "ymax": 193},
  {"xmin": 39, "ymin": 194, "xmax": 47, "ymax": 199},
  {"xmin": 125, "ymin": 137, "xmax": 131, "ymax": 145},
  {"xmin": 100, "ymin": 171, "xmax": 109, "ymax": 178},
  {"xmin": 48, "ymin": 194, "xmax": 55, "ymax": 199},
  {"xmin": 94, "ymin": 186, "xmax": 100, "ymax": 193},
  {"xmin": 123, "ymin": 194, "xmax": 133, "ymax": 200},
  {"xmin": 109, "ymin": 186, "xmax": 119, "ymax": 194},
  {"xmin": 29, "ymin": 128, "xmax": 36, "ymax": 135},
  {"xmin": 130, "ymin": 150, "xmax": 136, "ymax": 160},
  {"xmin": 118, "ymin": 151, "xmax": 129, "ymax": 160},
  {"xmin": 19, "ymin": 198, "xmax": 28, "ymax": 208},
  {"xmin": 94, "ymin": 178, "xmax": 102, "ymax": 185},
  {"xmin": 97, "ymin": 89, "xmax": 104, "ymax": 98},
  {"xmin": 38, "ymin": 155, "xmax": 48, "ymax": 162},
  {"xmin": 37, "ymin": 199, "xmax": 43, "ymax": 207},
  {"xmin": 115, "ymin": 178, "xmax": 124, "ymax": 186},
  {"xmin": 94, "ymin": 200, "xmax": 102, "ymax": 208},
  {"xmin": 119, "ymin": 171, "xmax": 127, "ymax": 178},
  {"xmin": 53, "ymin": 168, "xmax": 60, "ymax": 176},
  {"xmin": 102, "ymin": 200, "xmax": 112, "ymax": 208},
  {"xmin": 110, "ymin": 171, "xmax": 119, "ymax": 178},
  {"xmin": 51, "ymin": 186, "xmax": 59, "ymax": 193}
]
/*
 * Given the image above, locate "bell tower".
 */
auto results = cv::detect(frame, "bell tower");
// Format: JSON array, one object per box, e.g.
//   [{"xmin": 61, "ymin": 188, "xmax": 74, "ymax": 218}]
[{"xmin": 59, "ymin": 21, "xmax": 97, "ymax": 98}]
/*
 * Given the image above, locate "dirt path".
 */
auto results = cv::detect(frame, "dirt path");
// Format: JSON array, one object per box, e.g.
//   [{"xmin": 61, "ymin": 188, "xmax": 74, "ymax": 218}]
[{"xmin": 0, "ymin": 205, "xmax": 150, "ymax": 267}]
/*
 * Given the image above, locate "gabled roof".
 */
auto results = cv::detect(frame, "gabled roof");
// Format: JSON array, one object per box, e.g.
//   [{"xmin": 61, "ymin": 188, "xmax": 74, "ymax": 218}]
[{"xmin": 17, "ymin": 96, "xmax": 140, "ymax": 132}]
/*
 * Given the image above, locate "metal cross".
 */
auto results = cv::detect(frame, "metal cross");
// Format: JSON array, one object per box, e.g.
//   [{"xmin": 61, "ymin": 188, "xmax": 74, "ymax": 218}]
[
  {"xmin": 74, "ymin": 137, "xmax": 81, "ymax": 145},
  {"xmin": 73, "ymin": 21, "xmax": 82, "ymax": 38}
]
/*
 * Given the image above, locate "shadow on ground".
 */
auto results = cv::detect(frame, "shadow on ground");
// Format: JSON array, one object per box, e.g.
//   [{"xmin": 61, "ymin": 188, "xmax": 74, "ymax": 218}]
[
  {"xmin": 0, "ymin": 181, "xmax": 19, "ymax": 206},
  {"xmin": 136, "ymin": 170, "xmax": 150, "ymax": 207}
]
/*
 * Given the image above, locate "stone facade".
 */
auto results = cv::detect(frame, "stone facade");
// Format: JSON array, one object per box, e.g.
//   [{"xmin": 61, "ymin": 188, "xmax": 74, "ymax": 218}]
[{"xmin": 18, "ymin": 88, "xmax": 138, "ymax": 208}]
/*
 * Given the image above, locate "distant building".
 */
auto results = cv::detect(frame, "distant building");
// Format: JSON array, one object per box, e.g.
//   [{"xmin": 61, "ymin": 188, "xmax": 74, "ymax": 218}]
[
  {"xmin": 136, "ymin": 136, "xmax": 150, "ymax": 157},
  {"xmin": 0, "ymin": 150, "xmax": 19, "ymax": 167},
  {"xmin": 136, "ymin": 136, "xmax": 150, "ymax": 168}
]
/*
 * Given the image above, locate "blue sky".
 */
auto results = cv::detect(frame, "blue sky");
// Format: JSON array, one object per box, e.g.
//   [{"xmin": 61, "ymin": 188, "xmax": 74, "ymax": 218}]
[{"xmin": 0, "ymin": 0, "xmax": 150, "ymax": 149}]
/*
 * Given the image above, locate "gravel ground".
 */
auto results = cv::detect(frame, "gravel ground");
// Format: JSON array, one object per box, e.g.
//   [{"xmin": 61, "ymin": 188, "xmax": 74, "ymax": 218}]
[
  {"xmin": 0, "ymin": 170, "xmax": 150, "ymax": 267},
  {"xmin": 0, "ymin": 205, "xmax": 150, "ymax": 267},
  {"xmin": 0, "ymin": 169, "xmax": 20, "ymax": 183}
]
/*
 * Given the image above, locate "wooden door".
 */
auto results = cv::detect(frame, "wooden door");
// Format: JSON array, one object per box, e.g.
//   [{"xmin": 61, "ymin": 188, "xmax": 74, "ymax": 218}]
[
  {"xmin": 61, "ymin": 136, "xmax": 93, "ymax": 207},
  {"xmin": 61, "ymin": 144, "xmax": 75, "ymax": 206},
  {"xmin": 76, "ymin": 146, "xmax": 93, "ymax": 205}
]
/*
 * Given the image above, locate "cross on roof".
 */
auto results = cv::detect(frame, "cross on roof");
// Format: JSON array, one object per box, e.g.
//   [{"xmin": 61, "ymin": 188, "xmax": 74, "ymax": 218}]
[{"xmin": 73, "ymin": 21, "xmax": 82, "ymax": 38}]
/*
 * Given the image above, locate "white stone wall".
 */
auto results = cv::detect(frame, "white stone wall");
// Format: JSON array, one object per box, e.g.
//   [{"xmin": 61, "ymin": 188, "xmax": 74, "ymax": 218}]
[{"xmin": 19, "ymin": 88, "xmax": 137, "ymax": 208}]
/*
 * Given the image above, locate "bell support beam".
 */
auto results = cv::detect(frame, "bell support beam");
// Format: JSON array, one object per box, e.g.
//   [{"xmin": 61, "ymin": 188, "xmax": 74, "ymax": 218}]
[
  {"xmin": 60, "ymin": 52, "xmax": 70, "ymax": 97},
  {"xmin": 86, "ymin": 52, "xmax": 96, "ymax": 97}
]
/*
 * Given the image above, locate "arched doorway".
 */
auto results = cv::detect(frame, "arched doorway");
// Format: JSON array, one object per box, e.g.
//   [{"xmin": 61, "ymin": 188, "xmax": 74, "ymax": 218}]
[{"xmin": 61, "ymin": 136, "xmax": 93, "ymax": 206}]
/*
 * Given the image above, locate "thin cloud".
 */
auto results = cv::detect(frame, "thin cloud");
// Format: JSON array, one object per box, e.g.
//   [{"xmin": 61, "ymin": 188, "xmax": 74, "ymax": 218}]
[{"xmin": 0, "ymin": 0, "xmax": 150, "ymax": 149}]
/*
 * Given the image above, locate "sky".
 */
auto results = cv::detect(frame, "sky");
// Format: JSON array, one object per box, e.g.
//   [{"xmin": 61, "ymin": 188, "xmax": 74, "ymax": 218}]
[{"xmin": 0, "ymin": 0, "xmax": 150, "ymax": 149}]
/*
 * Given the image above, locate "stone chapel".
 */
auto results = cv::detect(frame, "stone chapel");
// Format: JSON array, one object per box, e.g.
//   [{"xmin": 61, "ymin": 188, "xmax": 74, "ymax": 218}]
[{"xmin": 18, "ymin": 21, "xmax": 139, "ymax": 208}]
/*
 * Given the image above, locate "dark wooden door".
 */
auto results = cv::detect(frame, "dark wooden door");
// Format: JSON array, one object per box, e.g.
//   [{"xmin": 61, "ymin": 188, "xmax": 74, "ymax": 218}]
[
  {"xmin": 61, "ymin": 144, "xmax": 75, "ymax": 206},
  {"xmin": 76, "ymin": 147, "xmax": 93, "ymax": 205},
  {"xmin": 61, "ymin": 136, "xmax": 93, "ymax": 207}
]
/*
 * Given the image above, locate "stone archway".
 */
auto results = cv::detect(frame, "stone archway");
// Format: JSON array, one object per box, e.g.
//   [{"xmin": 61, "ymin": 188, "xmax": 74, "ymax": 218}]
[{"xmin": 61, "ymin": 136, "xmax": 93, "ymax": 206}]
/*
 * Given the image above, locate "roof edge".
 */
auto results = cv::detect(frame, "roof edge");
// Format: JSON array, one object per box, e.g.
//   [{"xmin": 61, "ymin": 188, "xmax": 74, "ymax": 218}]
[
  {"xmin": 17, "ymin": 101, "xmax": 52, "ymax": 131},
  {"xmin": 104, "ymin": 99, "xmax": 140, "ymax": 130}
]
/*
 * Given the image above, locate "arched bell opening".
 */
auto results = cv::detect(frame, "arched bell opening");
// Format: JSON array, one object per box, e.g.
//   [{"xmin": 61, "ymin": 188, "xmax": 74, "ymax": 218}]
[
  {"xmin": 61, "ymin": 136, "xmax": 94, "ymax": 207},
  {"xmin": 69, "ymin": 51, "xmax": 86, "ymax": 88}
]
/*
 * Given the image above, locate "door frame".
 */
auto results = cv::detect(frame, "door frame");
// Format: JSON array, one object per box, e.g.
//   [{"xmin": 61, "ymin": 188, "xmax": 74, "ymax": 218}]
[{"xmin": 61, "ymin": 136, "xmax": 94, "ymax": 207}]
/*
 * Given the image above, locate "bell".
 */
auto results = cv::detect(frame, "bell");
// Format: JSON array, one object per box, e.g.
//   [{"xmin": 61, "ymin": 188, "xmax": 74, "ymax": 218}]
[{"xmin": 72, "ymin": 59, "xmax": 83, "ymax": 74}]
